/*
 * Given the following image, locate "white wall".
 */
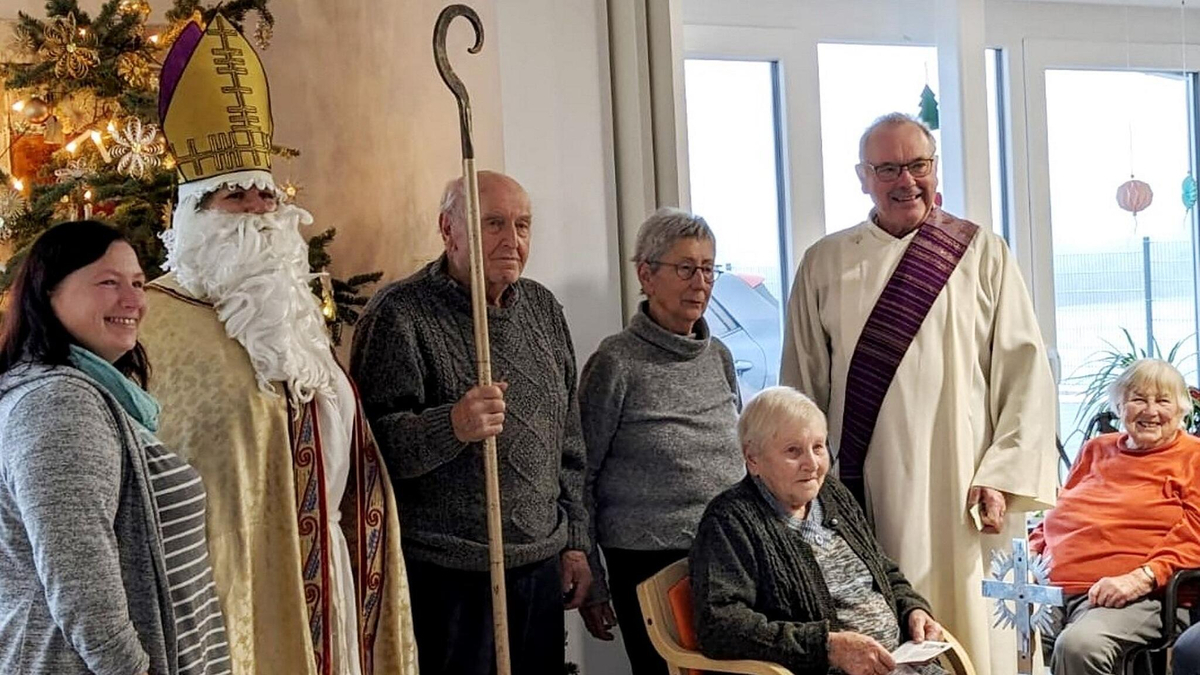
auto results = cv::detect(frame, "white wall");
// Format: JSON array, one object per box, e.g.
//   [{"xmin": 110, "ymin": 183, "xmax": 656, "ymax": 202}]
[{"xmin": 492, "ymin": 2, "xmax": 627, "ymax": 673}]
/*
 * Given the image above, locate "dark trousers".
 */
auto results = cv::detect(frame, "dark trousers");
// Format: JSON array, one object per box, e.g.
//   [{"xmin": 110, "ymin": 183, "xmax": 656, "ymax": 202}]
[
  {"xmin": 407, "ymin": 556, "xmax": 565, "ymax": 675},
  {"xmin": 603, "ymin": 547, "xmax": 690, "ymax": 675}
]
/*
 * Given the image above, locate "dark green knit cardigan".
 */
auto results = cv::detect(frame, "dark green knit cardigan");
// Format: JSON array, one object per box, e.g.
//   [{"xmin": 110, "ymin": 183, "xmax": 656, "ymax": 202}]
[{"xmin": 689, "ymin": 475, "xmax": 933, "ymax": 673}]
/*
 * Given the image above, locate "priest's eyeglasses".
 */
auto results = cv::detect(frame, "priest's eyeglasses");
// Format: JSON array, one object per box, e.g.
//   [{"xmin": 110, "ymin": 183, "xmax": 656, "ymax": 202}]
[
  {"xmin": 862, "ymin": 157, "xmax": 937, "ymax": 182},
  {"xmin": 650, "ymin": 261, "xmax": 723, "ymax": 283}
]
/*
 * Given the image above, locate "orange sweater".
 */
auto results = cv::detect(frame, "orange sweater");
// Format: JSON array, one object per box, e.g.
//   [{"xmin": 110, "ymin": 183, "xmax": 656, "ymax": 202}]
[{"xmin": 1029, "ymin": 432, "xmax": 1200, "ymax": 594}]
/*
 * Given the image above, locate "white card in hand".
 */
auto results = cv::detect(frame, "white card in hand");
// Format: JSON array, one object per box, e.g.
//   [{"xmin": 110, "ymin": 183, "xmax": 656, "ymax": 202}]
[
  {"xmin": 891, "ymin": 640, "xmax": 952, "ymax": 664},
  {"xmin": 968, "ymin": 502, "xmax": 984, "ymax": 531}
]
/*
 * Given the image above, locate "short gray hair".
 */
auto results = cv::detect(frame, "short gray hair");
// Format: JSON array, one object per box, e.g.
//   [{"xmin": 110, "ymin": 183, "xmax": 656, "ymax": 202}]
[
  {"xmin": 739, "ymin": 386, "xmax": 827, "ymax": 456},
  {"xmin": 859, "ymin": 112, "xmax": 938, "ymax": 162},
  {"xmin": 1108, "ymin": 358, "xmax": 1191, "ymax": 416},
  {"xmin": 632, "ymin": 207, "xmax": 715, "ymax": 265},
  {"xmin": 439, "ymin": 176, "xmax": 466, "ymax": 226}
]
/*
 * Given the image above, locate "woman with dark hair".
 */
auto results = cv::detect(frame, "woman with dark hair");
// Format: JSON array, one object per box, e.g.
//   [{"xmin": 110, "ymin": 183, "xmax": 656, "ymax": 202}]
[{"xmin": 0, "ymin": 221, "xmax": 230, "ymax": 675}]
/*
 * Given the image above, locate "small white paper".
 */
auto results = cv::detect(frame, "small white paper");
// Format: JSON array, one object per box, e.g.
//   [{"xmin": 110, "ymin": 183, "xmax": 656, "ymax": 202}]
[
  {"xmin": 968, "ymin": 502, "xmax": 984, "ymax": 531},
  {"xmin": 891, "ymin": 639, "xmax": 952, "ymax": 665}
]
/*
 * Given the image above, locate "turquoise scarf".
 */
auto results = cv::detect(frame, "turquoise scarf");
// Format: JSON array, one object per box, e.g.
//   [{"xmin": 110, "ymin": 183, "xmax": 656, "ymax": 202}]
[{"xmin": 68, "ymin": 345, "xmax": 160, "ymax": 433}]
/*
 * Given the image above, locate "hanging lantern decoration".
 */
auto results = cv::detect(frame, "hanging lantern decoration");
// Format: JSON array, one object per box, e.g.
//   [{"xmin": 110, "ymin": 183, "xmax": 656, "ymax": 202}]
[
  {"xmin": 1183, "ymin": 174, "xmax": 1197, "ymax": 211},
  {"xmin": 1116, "ymin": 178, "xmax": 1154, "ymax": 216}
]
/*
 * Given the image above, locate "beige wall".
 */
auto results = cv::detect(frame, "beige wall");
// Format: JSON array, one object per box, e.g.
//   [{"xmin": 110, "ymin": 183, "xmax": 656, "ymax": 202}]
[{"xmin": 261, "ymin": 0, "xmax": 504, "ymax": 287}]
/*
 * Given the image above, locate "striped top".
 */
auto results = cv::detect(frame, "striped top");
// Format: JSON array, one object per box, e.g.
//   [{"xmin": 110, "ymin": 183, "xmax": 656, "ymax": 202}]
[{"xmin": 142, "ymin": 432, "xmax": 231, "ymax": 675}]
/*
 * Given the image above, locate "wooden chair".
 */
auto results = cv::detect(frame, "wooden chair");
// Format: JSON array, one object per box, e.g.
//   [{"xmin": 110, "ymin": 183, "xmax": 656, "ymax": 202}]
[{"xmin": 637, "ymin": 558, "xmax": 978, "ymax": 675}]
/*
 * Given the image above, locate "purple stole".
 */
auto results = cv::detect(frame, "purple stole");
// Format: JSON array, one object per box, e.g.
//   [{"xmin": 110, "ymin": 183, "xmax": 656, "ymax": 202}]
[
  {"xmin": 289, "ymin": 384, "xmax": 390, "ymax": 675},
  {"xmin": 838, "ymin": 209, "xmax": 979, "ymax": 509}
]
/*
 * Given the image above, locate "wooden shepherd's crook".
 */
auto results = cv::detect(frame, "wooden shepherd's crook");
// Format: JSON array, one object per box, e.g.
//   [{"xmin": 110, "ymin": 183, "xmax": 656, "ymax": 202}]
[{"xmin": 433, "ymin": 6, "xmax": 511, "ymax": 675}]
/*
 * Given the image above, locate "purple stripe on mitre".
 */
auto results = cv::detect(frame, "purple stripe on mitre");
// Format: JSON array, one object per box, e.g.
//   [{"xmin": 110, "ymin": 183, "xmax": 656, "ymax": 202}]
[{"xmin": 158, "ymin": 21, "xmax": 205, "ymax": 123}]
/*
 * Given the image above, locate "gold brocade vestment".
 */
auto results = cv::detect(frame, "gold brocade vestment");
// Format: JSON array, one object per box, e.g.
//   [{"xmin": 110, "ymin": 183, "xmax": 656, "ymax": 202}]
[{"xmin": 140, "ymin": 273, "xmax": 418, "ymax": 675}]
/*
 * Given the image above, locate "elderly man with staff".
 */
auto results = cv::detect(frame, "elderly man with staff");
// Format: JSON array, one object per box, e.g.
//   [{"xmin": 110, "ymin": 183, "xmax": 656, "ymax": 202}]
[{"xmin": 351, "ymin": 166, "xmax": 593, "ymax": 674}]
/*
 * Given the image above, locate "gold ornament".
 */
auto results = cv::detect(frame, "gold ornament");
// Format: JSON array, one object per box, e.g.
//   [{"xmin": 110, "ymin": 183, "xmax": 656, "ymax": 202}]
[
  {"xmin": 280, "ymin": 179, "xmax": 302, "ymax": 202},
  {"xmin": 117, "ymin": 53, "xmax": 153, "ymax": 88},
  {"xmin": 42, "ymin": 13, "xmax": 99, "ymax": 79},
  {"xmin": 118, "ymin": 0, "xmax": 152, "ymax": 17},
  {"xmin": 55, "ymin": 90, "xmax": 102, "ymax": 136},
  {"xmin": 13, "ymin": 25, "xmax": 36, "ymax": 53},
  {"xmin": 21, "ymin": 96, "xmax": 51, "ymax": 124},
  {"xmin": 319, "ymin": 276, "xmax": 337, "ymax": 322},
  {"xmin": 159, "ymin": 11, "xmax": 204, "ymax": 49},
  {"xmin": 109, "ymin": 117, "xmax": 165, "ymax": 179},
  {"xmin": 253, "ymin": 16, "xmax": 273, "ymax": 50}
]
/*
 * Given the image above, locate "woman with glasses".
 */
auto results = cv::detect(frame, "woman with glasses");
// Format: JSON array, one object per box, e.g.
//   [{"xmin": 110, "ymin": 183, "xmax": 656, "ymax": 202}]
[{"xmin": 578, "ymin": 207, "xmax": 744, "ymax": 674}]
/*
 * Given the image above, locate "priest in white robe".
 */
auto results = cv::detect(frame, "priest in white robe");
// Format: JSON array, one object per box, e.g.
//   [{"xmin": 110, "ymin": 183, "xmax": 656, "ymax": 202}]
[{"xmin": 780, "ymin": 112, "xmax": 1058, "ymax": 675}]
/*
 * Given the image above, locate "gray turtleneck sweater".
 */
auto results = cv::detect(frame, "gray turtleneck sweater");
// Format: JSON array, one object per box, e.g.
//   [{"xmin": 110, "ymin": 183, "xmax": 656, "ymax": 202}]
[{"xmin": 580, "ymin": 302, "xmax": 745, "ymax": 601}]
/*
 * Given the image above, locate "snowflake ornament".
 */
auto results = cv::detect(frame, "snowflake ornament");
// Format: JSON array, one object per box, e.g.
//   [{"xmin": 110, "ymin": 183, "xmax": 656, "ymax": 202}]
[
  {"xmin": 110, "ymin": 117, "xmax": 165, "ymax": 179},
  {"xmin": 42, "ymin": 13, "xmax": 100, "ymax": 80},
  {"xmin": 0, "ymin": 188, "xmax": 28, "ymax": 240},
  {"xmin": 988, "ymin": 547, "xmax": 1057, "ymax": 644},
  {"xmin": 253, "ymin": 16, "xmax": 273, "ymax": 50},
  {"xmin": 55, "ymin": 158, "xmax": 94, "ymax": 183}
]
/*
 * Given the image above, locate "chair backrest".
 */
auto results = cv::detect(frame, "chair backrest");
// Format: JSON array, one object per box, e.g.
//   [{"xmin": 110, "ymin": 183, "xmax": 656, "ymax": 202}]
[
  {"xmin": 637, "ymin": 558, "xmax": 795, "ymax": 675},
  {"xmin": 637, "ymin": 557, "xmax": 980, "ymax": 675},
  {"xmin": 638, "ymin": 558, "xmax": 696, "ymax": 675}
]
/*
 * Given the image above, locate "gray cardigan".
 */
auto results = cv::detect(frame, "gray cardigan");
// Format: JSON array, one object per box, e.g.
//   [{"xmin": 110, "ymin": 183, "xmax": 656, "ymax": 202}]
[
  {"xmin": 690, "ymin": 476, "xmax": 933, "ymax": 673},
  {"xmin": 0, "ymin": 364, "xmax": 174, "ymax": 675},
  {"xmin": 580, "ymin": 304, "xmax": 744, "ymax": 602}
]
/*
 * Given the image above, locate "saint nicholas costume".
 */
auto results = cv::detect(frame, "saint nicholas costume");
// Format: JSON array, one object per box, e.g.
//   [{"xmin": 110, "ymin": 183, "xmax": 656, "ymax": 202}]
[{"xmin": 138, "ymin": 15, "xmax": 417, "ymax": 675}]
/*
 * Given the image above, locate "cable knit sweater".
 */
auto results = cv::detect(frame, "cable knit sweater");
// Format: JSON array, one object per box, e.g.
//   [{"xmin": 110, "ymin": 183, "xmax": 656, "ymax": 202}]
[
  {"xmin": 580, "ymin": 302, "xmax": 744, "ymax": 602},
  {"xmin": 350, "ymin": 256, "xmax": 589, "ymax": 570}
]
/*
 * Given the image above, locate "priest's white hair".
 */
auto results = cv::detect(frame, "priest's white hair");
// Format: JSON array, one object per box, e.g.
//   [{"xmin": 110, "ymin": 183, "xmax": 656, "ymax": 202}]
[{"xmin": 161, "ymin": 172, "xmax": 337, "ymax": 405}]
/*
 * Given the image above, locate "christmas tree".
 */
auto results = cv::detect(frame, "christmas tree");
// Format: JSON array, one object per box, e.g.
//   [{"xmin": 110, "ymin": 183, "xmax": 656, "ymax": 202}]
[{"xmin": 0, "ymin": 0, "xmax": 380, "ymax": 343}]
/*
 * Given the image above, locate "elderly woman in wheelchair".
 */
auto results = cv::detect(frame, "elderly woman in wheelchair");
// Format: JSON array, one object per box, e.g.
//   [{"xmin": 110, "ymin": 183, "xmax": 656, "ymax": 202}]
[
  {"xmin": 1031, "ymin": 359, "xmax": 1200, "ymax": 675},
  {"xmin": 689, "ymin": 386, "xmax": 946, "ymax": 675}
]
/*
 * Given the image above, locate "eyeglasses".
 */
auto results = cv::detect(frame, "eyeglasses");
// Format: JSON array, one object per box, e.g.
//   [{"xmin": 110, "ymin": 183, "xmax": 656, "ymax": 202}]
[
  {"xmin": 649, "ymin": 260, "xmax": 723, "ymax": 283},
  {"xmin": 862, "ymin": 157, "xmax": 937, "ymax": 182}
]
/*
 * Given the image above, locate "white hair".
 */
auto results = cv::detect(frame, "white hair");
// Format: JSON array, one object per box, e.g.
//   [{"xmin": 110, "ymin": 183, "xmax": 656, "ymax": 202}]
[
  {"xmin": 160, "ymin": 197, "xmax": 338, "ymax": 406},
  {"xmin": 858, "ymin": 112, "xmax": 938, "ymax": 162},
  {"xmin": 738, "ymin": 386, "xmax": 827, "ymax": 456},
  {"xmin": 1108, "ymin": 358, "xmax": 1191, "ymax": 418}
]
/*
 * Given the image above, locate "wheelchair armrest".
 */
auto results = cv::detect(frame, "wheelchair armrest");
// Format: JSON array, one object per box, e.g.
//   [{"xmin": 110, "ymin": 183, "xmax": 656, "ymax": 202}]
[{"xmin": 1161, "ymin": 568, "xmax": 1200, "ymax": 641}]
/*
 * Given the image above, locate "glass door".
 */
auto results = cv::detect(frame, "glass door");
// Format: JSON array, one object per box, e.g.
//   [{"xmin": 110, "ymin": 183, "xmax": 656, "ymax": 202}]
[{"xmin": 1024, "ymin": 41, "xmax": 1200, "ymax": 461}]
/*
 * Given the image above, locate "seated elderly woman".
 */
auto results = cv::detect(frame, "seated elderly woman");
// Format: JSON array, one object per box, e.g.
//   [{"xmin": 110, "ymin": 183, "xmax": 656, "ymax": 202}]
[
  {"xmin": 690, "ymin": 386, "xmax": 945, "ymax": 675},
  {"xmin": 1031, "ymin": 358, "xmax": 1200, "ymax": 675},
  {"xmin": 579, "ymin": 207, "xmax": 744, "ymax": 675}
]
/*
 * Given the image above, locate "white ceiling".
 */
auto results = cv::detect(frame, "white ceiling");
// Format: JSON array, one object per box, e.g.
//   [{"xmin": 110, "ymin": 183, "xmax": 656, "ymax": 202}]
[{"xmin": 1033, "ymin": 0, "xmax": 1192, "ymax": 6}]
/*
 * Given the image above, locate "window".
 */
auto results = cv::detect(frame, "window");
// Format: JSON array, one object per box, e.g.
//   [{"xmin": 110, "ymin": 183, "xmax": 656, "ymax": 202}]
[
  {"xmin": 986, "ymin": 48, "xmax": 1009, "ymax": 239},
  {"xmin": 1044, "ymin": 69, "xmax": 1200, "ymax": 453},
  {"xmin": 683, "ymin": 59, "xmax": 787, "ymax": 399},
  {"xmin": 817, "ymin": 43, "xmax": 942, "ymax": 234}
]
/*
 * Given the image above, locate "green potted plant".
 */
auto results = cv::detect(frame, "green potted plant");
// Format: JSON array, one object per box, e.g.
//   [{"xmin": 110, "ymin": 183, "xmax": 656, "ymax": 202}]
[{"xmin": 1067, "ymin": 328, "xmax": 1200, "ymax": 448}]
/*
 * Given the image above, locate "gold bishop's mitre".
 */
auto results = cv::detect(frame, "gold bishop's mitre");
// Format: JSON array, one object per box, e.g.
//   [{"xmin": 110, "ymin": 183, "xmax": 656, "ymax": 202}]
[{"xmin": 158, "ymin": 13, "xmax": 273, "ymax": 195}]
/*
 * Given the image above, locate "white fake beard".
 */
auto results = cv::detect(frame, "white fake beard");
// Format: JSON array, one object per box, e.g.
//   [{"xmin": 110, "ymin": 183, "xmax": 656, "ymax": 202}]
[{"xmin": 161, "ymin": 202, "xmax": 338, "ymax": 405}]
